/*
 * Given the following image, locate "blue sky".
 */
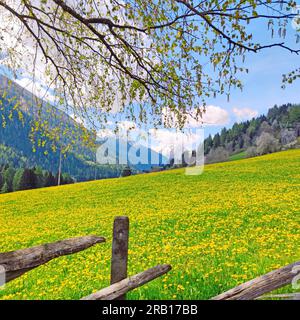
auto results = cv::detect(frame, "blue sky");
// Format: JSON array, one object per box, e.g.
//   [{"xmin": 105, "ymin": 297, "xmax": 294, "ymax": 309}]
[
  {"xmin": 202, "ymin": 15, "xmax": 300, "ymax": 138},
  {"xmin": 203, "ymin": 46, "xmax": 300, "ymax": 138}
]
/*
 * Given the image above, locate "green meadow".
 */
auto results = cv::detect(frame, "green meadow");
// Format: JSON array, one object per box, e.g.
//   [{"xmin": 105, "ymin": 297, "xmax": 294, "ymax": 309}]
[{"xmin": 0, "ymin": 149, "xmax": 299, "ymax": 300}]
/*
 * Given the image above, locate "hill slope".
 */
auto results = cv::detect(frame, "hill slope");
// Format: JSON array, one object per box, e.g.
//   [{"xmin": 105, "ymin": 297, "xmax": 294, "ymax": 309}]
[
  {"xmin": 0, "ymin": 74, "xmax": 106, "ymax": 181},
  {"xmin": 0, "ymin": 149, "xmax": 299, "ymax": 300}
]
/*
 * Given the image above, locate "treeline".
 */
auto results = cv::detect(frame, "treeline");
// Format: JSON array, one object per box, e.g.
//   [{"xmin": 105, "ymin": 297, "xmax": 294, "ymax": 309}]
[
  {"xmin": 204, "ymin": 103, "xmax": 300, "ymax": 163},
  {"xmin": 0, "ymin": 165, "xmax": 74, "ymax": 194}
]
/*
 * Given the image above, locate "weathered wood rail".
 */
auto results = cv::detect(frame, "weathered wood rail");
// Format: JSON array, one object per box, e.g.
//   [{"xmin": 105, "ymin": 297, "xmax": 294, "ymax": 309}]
[
  {"xmin": 0, "ymin": 236, "xmax": 105, "ymax": 283},
  {"xmin": 1, "ymin": 215, "xmax": 299, "ymax": 300},
  {"xmin": 212, "ymin": 260, "xmax": 300, "ymax": 300},
  {"xmin": 81, "ymin": 264, "xmax": 171, "ymax": 300}
]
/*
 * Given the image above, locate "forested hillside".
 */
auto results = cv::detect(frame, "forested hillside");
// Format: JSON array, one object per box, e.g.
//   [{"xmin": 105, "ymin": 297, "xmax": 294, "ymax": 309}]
[
  {"xmin": 204, "ymin": 104, "xmax": 300, "ymax": 163},
  {"xmin": 0, "ymin": 74, "xmax": 123, "ymax": 182}
]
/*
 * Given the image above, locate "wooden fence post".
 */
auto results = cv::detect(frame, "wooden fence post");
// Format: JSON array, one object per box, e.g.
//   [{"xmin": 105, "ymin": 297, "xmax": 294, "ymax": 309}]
[{"xmin": 110, "ymin": 216, "xmax": 129, "ymax": 300}]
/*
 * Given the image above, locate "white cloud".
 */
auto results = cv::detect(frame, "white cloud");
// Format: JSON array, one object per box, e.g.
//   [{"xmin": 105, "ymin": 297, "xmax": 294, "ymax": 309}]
[
  {"xmin": 162, "ymin": 105, "xmax": 230, "ymax": 128},
  {"xmin": 149, "ymin": 128, "xmax": 203, "ymax": 158},
  {"xmin": 197, "ymin": 105, "xmax": 230, "ymax": 126},
  {"xmin": 232, "ymin": 107, "xmax": 258, "ymax": 120}
]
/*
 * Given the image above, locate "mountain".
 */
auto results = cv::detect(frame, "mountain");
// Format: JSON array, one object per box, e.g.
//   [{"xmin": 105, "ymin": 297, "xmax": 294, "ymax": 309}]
[
  {"xmin": 96, "ymin": 136, "xmax": 169, "ymax": 173},
  {"xmin": 0, "ymin": 74, "xmax": 166, "ymax": 179}
]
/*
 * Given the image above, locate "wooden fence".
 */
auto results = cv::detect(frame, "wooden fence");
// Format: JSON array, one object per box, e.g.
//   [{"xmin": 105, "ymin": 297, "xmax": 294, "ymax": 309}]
[
  {"xmin": 0, "ymin": 216, "xmax": 171, "ymax": 300},
  {"xmin": 0, "ymin": 215, "xmax": 299, "ymax": 300}
]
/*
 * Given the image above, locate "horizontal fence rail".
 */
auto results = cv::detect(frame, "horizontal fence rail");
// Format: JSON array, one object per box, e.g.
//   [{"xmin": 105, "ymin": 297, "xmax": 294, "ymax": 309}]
[
  {"xmin": 81, "ymin": 264, "xmax": 172, "ymax": 300},
  {"xmin": 212, "ymin": 260, "xmax": 300, "ymax": 300},
  {"xmin": 0, "ymin": 235, "xmax": 105, "ymax": 283}
]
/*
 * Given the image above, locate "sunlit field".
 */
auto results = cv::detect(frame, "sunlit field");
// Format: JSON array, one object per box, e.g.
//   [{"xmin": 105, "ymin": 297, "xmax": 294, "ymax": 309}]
[{"xmin": 0, "ymin": 149, "xmax": 299, "ymax": 300}]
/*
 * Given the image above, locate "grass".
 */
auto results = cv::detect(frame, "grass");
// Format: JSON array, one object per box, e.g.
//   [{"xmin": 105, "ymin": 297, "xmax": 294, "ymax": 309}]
[
  {"xmin": 229, "ymin": 150, "xmax": 246, "ymax": 161},
  {"xmin": 0, "ymin": 149, "xmax": 299, "ymax": 300}
]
